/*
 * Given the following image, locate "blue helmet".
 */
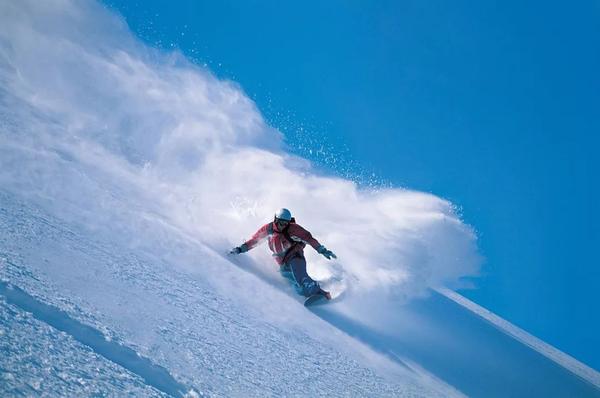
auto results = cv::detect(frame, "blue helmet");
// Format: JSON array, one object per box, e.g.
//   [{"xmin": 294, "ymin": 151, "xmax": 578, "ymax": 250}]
[{"xmin": 274, "ymin": 208, "xmax": 292, "ymax": 221}]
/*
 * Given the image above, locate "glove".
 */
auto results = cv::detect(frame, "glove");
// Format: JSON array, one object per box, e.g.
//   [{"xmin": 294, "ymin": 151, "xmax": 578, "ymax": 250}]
[
  {"xmin": 317, "ymin": 245, "xmax": 337, "ymax": 260},
  {"xmin": 229, "ymin": 244, "xmax": 247, "ymax": 255}
]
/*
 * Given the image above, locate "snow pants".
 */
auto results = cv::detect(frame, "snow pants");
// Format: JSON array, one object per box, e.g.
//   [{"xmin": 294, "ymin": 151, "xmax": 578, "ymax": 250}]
[{"xmin": 280, "ymin": 254, "xmax": 321, "ymax": 297}]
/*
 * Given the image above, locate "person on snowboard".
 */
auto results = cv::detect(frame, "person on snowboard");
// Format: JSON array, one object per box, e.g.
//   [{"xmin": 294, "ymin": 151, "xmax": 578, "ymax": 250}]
[{"xmin": 229, "ymin": 208, "xmax": 337, "ymax": 300}]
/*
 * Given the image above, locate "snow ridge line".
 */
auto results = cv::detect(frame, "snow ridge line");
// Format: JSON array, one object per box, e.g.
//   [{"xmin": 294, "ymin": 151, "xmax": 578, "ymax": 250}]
[
  {"xmin": 438, "ymin": 288, "xmax": 600, "ymax": 390},
  {"xmin": 0, "ymin": 281, "xmax": 193, "ymax": 398}
]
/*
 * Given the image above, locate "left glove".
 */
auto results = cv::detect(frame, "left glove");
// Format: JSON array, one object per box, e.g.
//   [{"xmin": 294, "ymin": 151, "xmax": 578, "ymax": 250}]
[{"xmin": 317, "ymin": 245, "xmax": 337, "ymax": 260}]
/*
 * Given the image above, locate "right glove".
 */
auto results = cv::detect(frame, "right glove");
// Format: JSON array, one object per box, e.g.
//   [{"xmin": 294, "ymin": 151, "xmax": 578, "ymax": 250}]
[
  {"xmin": 229, "ymin": 244, "xmax": 248, "ymax": 255},
  {"xmin": 317, "ymin": 245, "xmax": 337, "ymax": 260}
]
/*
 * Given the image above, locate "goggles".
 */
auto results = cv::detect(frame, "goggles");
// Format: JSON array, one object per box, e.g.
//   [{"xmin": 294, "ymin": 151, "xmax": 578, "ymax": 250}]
[{"xmin": 275, "ymin": 218, "xmax": 290, "ymax": 227}]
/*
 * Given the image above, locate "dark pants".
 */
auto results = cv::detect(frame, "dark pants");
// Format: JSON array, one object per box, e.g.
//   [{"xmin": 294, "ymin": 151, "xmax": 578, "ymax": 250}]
[{"xmin": 280, "ymin": 255, "xmax": 321, "ymax": 297}]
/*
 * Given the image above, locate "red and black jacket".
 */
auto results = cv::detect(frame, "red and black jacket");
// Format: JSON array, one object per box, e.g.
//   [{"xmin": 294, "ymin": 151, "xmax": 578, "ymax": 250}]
[{"xmin": 241, "ymin": 218, "xmax": 322, "ymax": 265}]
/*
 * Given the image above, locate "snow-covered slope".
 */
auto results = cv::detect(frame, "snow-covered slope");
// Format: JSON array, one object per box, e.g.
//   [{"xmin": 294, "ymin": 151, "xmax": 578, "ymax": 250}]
[
  {"xmin": 1, "ymin": 1, "xmax": 599, "ymax": 397},
  {"xmin": 2, "ymin": 193, "xmax": 599, "ymax": 397},
  {"xmin": 1, "ymin": 191, "xmax": 455, "ymax": 397}
]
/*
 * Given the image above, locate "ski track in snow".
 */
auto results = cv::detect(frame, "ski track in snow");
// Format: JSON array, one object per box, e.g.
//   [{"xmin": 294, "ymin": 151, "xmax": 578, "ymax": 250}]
[
  {"xmin": 0, "ymin": 191, "xmax": 449, "ymax": 397},
  {"xmin": 0, "ymin": 298, "xmax": 166, "ymax": 397},
  {"xmin": 439, "ymin": 288, "xmax": 600, "ymax": 390},
  {"xmin": 0, "ymin": 281, "xmax": 188, "ymax": 397}
]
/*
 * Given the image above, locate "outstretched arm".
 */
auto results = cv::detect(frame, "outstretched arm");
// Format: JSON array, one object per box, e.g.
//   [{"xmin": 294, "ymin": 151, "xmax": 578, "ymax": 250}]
[
  {"xmin": 288, "ymin": 224, "xmax": 337, "ymax": 260},
  {"xmin": 230, "ymin": 223, "xmax": 270, "ymax": 254}
]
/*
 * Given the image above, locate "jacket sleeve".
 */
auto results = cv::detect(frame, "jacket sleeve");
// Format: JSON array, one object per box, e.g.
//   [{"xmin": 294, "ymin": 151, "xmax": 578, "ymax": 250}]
[
  {"xmin": 288, "ymin": 224, "xmax": 321, "ymax": 251},
  {"xmin": 243, "ymin": 223, "xmax": 270, "ymax": 251}
]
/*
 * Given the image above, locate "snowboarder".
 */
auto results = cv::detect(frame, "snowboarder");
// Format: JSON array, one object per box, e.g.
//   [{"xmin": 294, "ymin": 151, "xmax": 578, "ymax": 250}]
[{"xmin": 229, "ymin": 208, "xmax": 336, "ymax": 300}]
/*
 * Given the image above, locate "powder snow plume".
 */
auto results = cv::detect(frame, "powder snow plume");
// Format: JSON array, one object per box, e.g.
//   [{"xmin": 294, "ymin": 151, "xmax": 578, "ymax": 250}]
[{"xmin": 0, "ymin": 0, "xmax": 481, "ymax": 302}]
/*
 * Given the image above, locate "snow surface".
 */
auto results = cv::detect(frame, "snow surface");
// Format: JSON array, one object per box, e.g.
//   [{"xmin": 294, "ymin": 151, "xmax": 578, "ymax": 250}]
[
  {"xmin": 1, "ymin": 296, "xmax": 165, "ymax": 397},
  {"xmin": 0, "ymin": 191, "xmax": 453, "ymax": 397},
  {"xmin": 2, "ymin": 193, "xmax": 599, "ymax": 397},
  {"xmin": 1, "ymin": 0, "xmax": 599, "ymax": 397}
]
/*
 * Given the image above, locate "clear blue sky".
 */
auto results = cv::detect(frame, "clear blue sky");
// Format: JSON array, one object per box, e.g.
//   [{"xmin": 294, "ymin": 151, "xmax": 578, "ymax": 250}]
[{"xmin": 104, "ymin": 0, "xmax": 599, "ymax": 369}]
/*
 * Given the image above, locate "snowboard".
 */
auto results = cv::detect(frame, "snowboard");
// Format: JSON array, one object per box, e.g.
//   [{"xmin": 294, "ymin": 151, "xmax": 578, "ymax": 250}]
[{"xmin": 304, "ymin": 292, "xmax": 329, "ymax": 307}]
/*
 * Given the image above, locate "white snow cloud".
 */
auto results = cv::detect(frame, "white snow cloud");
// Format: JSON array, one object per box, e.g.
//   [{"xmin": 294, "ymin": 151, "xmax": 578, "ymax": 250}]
[{"xmin": 0, "ymin": 0, "xmax": 481, "ymax": 300}]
